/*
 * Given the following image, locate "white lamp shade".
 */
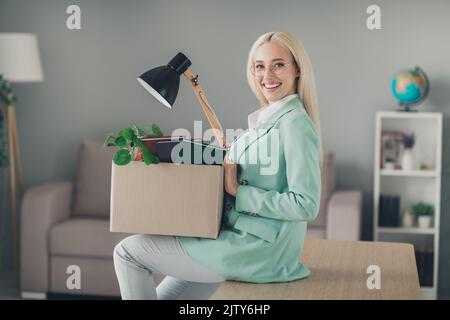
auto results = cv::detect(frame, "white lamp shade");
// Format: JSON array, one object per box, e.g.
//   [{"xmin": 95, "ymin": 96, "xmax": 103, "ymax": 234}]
[{"xmin": 0, "ymin": 33, "xmax": 43, "ymax": 82}]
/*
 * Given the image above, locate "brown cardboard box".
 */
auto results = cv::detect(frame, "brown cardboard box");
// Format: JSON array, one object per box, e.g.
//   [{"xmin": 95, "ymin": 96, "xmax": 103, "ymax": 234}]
[{"xmin": 110, "ymin": 161, "xmax": 224, "ymax": 239}]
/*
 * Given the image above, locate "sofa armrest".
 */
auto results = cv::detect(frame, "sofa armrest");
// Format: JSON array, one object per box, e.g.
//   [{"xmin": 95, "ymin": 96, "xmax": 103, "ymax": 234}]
[
  {"xmin": 326, "ymin": 190, "xmax": 363, "ymax": 241},
  {"xmin": 20, "ymin": 181, "xmax": 73, "ymax": 293}
]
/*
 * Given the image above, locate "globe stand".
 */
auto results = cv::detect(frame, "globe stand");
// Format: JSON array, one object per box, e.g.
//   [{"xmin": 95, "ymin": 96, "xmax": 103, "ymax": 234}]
[{"xmin": 396, "ymin": 104, "xmax": 419, "ymax": 112}]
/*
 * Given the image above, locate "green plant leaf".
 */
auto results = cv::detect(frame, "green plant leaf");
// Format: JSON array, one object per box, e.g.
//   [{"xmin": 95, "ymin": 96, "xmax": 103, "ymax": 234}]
[
  {"xmin": 134, "ymin": 139, "xmax": 144, "ymax": 148},
  {"xmin": 412, "ymin": 202, "xmax": 434, "ymax": 216},
  {"xmin": 132, "ymin": 125, "xmax": 146, "ymax": 138},
  {"xmin": 120, "ymin": 128, "xmax": 135, "ymax": 141},
  {"xmin": 151, "ymin": 123, "xmax": 163, "ymax": 137},
  {"xmin": 115, "ymin": 136, "xmax": 128, "ymax": 148},
  {"xmin": 103, "ymin": 133, "xmax": 116, "ymax": 147},
  {"xmin": 113, "ymin": 149, "xmax": 132, "ymax": 166},
  {"xmin": 142, "ymin": 124, "xmax": 151, "ymax": 136},
  {"xmin": 141, "ymin": 147, "xmax": 157, "ymax": 165}
]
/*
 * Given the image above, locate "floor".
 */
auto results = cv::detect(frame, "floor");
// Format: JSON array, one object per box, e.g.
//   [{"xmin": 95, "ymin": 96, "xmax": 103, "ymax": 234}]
[{"xmin": 0, "ymin": 269, "xmax": 120, "ymax": 300}]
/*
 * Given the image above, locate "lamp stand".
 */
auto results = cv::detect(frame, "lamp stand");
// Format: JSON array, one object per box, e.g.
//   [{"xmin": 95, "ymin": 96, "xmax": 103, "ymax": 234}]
[
  {"xmin": 0, "ymin": 102, "xmax": 24, "ymax": 275},
  {"xmin": 183, "ymin": 69, "xmax": 228, "ymax": 149}
]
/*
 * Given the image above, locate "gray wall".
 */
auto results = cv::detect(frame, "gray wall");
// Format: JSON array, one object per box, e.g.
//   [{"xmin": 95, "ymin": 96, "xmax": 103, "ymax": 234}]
[{"xmin": 1, "ymin": 0, "xmax": 449, "ymax": 297}]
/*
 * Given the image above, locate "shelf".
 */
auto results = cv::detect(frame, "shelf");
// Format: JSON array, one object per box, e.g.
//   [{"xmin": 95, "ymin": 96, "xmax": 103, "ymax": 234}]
[
  {"xmin": 374, "ymin": 111, "xmax": 442, "ymax": 300},
  {"xmin": 377, "ymin": 227, "xmax": 436, "ymax": 235},
  {"xmin": 377, "ymin": 111, "xmax": 442, "ymax": 120},
  {"xmin": 380, "ymin": 169, "xmax": 437, "ymax": 177}
]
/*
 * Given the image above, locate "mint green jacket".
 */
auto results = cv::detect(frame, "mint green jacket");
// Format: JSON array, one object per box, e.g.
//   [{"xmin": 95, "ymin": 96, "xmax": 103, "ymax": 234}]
[{"xmin": 177, "ymin": 97, "xmax": 321, "ymax": 283}]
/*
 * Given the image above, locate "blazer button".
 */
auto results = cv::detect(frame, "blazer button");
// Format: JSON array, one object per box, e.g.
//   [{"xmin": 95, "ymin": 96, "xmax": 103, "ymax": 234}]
[{"xmin": 240, "ymin": 179, "xmax": 249, "ymax": 185}]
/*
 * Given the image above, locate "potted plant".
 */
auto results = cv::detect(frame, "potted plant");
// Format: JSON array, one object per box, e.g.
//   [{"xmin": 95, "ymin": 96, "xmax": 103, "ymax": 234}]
[
  {"xmin": 0, "ymin": 74, "xmax": 16, "ymax": 168},
  {"xmin": 412, "ymin": 202, "xmax": 434, "ymax": 228},
  {"xmin": 384, "ymin": 157, "xmax": 396, "ymax": 169},
  {"xmin": 104, "ymin": 123, "xmax": 163, "ymax": 166}
]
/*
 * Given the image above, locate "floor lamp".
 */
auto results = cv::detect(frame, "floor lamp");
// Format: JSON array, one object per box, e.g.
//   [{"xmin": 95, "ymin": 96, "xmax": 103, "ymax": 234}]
[{"xmin": 0, "ymin": 33, "xmax": 43, "ymax": 276}]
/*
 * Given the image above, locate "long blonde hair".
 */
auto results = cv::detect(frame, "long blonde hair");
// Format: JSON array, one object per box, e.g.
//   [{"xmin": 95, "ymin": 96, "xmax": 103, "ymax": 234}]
[{"xmin": 246, "ymin": 31, "xmax": 323, "ymax": 167}]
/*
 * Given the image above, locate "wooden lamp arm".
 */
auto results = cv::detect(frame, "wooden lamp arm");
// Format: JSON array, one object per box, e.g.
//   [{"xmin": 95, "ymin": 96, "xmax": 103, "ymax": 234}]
[{"xmin": 183, "ymin": 69, "xmax": 229, "ymax": 149}]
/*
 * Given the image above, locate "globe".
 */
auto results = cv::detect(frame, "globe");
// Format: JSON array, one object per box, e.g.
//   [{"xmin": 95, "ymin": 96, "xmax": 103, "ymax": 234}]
[{"xmin": 391, "ymin": 66, "xmax": 429, "ymax": 111}]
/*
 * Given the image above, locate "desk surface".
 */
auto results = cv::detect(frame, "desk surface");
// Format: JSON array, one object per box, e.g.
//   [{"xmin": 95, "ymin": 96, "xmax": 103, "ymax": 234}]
[{"xmin": 211, "ymin": 238, "xmax": 420, "ymax": 300}]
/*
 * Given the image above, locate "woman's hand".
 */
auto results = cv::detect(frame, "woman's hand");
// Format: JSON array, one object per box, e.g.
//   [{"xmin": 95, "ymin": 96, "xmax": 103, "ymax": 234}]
[{"xmin": 223, "ymin": 153, "xmax": 240, "ymax": 197}]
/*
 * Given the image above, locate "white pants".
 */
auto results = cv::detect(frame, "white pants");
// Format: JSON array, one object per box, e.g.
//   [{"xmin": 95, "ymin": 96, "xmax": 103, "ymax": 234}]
[{"xmin": 113, "ymin": 234, "xmax": 226, "ymax": 300}]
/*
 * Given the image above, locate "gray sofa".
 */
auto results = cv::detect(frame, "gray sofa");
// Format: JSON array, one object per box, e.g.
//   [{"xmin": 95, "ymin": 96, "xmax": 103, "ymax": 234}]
[
  {"xmin": 20, "ymin": 140, "xmax": 149, "ymax": 299},
  {"xmin": 20, "ymin": 140, "xmax": 362, "ymax": 299}
]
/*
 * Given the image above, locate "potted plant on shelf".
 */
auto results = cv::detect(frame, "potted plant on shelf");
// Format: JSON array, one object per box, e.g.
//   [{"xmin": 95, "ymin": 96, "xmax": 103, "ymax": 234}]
[
  {"xmin": 104, "ymin": 123, "xmax": 163, "ymax": 166},
  {"xmin": 401, "ymin": 132, "xmax": 415, "ymax": 171},
  {"xmin": 412, "ymin": 202, "xmax": 434, "ymax": 229},
  {"xmin": 384, "ymin": 157, "xmax": 396, "ymax": 170}
]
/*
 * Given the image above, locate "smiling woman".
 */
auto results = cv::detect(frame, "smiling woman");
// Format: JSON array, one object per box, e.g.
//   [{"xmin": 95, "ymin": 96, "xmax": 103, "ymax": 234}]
[
  {"xmin": 251, "ymin": 46, "xmax": 300, "ymax": 104},
  {"xmin": 246, "ymin": 32, "xmax": 322, "ymax": 166},
  {"xmin": 113, "ymin": 31, "xmax": 323, "ymax": 301}
]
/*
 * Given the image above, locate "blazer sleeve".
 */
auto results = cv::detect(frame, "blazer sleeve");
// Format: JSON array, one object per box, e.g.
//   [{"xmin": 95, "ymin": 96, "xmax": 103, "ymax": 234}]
[{"xmin": 235, "ymin": 113, "xmax": 321, "ymax": 221}]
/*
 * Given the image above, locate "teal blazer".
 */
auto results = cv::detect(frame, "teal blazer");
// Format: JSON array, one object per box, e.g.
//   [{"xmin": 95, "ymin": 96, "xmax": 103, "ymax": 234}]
[{"xmin": 177, "ymin": 97, "xmax": 321, "ymax": 283}]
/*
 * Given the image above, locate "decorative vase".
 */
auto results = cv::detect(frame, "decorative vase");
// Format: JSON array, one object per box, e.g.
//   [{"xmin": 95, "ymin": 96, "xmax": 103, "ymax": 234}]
[
  {"xmin": 402, "ymin": 209, "xmax": 414, "ymax": 228},
  {"xmin": 402, "ymin": 148, "xmax": 414, "ymax": 171},
  {"xmin": 418, "ymin": 216, "xmax": 432, "ymax": 229}
]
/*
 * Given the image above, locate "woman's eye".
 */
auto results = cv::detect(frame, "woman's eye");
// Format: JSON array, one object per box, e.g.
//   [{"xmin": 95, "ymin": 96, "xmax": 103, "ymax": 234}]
[
  {"xmin": 255, "ymin": 64, "xmax": 264, "ymax": 69},
  {"xmin": 274, "ymin": 63, "xmax": 285, "ymax": 68}
]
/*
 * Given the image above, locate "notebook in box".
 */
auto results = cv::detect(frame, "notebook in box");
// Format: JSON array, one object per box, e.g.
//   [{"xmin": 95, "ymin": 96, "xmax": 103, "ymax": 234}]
[{"xmin": 157, "ymin": 138, "xmax": 226, "ymax": 165}]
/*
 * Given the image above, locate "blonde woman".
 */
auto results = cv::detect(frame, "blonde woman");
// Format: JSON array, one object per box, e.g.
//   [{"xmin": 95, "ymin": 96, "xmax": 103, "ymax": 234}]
[{"xmin": 113, "ymin": 31, "xmax": 322, "ymax": 299}]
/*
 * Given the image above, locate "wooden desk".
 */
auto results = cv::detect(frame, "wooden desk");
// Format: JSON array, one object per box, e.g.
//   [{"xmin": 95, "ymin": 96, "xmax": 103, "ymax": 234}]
[{"xmin": 211, "ymin": 238, "xmax": 420, "ymax": 300}]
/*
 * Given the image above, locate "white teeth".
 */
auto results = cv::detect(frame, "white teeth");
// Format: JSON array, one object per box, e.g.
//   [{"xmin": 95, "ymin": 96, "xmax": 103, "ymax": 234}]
[{"xmin": 264, "ymin": 83, "xmax": 281, "ymax": 89}]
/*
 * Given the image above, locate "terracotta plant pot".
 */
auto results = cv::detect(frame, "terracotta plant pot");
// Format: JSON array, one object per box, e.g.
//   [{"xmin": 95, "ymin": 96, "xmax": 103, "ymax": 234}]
[{"xmin": 141, "ymin": 136, "xmax": 184, "ymax": 155}]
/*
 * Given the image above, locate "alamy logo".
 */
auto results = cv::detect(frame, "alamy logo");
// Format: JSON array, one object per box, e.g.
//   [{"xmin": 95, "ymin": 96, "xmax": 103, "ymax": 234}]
[
  {"xmin": 66, "ymin": 5, "xmax": 81, "ymax": 30},
  {"xmin": 66, "ymin": 265, "xmax": 81, "ymax": 290},
  {"xmin": 366, "ymin": 5, "xmax": 382, "ymax": 30},
  {"xmin": 366, "ymin": 265, "xmax": 381, "ymax": 290},
  {"xmin": 170, "ymin": 121, "xmax": 280, "ymax": 175}
]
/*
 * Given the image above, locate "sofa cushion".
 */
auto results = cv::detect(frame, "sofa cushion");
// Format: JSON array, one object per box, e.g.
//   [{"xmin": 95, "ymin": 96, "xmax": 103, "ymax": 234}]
[
  {"xmin": 72, "ymin": 139, "xmax": 115, "ymax": 217},
  {"xmin": 305, "ymin": 226, "xmax": 326, "ymax": 239},
  {"xmin": 50, "ymin": 218, "xmax": 128, "ymax": 259},
  {"xmin": 308, "ymin": 152, "xmax": 335, "ymax": 228}
]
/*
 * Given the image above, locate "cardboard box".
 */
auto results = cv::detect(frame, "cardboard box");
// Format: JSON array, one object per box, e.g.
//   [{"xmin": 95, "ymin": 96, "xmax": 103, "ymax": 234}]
[{"xmin": 110, "ymin": 161, "xmax": 224, "ymax": 239}]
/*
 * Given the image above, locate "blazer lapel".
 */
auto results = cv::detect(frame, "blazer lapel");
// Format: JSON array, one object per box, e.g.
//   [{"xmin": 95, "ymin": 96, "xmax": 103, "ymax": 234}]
[{"xmin": 235, "ymin": 97, "xmax": 303, "ymax": 162}]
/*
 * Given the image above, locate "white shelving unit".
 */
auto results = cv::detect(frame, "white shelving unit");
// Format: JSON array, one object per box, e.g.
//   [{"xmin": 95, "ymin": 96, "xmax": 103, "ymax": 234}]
[{"xmin": 373, "ymin": 111, "xmax": 442, "ymax": 300}]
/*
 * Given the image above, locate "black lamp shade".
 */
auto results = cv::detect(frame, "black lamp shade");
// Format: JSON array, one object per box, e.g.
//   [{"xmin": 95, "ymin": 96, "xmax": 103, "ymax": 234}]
[{"xmin": 137, "ymin": 52, "xmax": 192, "ymax": 108}]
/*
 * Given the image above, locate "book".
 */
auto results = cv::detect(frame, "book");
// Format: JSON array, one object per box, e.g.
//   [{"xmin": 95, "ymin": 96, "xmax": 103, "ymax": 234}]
[
  {"xmin": 141, "ymin": 136, "xmax": 184, "ymax": 156},
  {"xmin": 379, "ymin": 195, "xmax": 401, "ymax": 227},
  {"xmin": 392, "ymin": 195, "xmax": 400, "ymax": 227},
  {"xmin": 425, "ymin": 247, "xmax": 434, "ymax": 287}
]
